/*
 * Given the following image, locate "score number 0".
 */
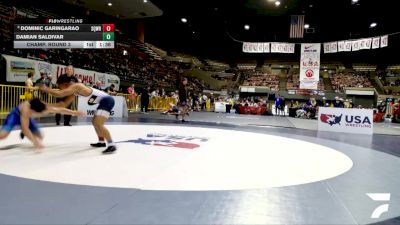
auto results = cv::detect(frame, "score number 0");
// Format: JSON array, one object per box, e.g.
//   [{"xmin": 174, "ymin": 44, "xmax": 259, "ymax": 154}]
[
  {"xmin": 103, "ymin": 24, "xmax": 114, "ymax": 32},
  {"xmin": 102, "ymin": 24, "xmax": 115, "ymax": 42}
]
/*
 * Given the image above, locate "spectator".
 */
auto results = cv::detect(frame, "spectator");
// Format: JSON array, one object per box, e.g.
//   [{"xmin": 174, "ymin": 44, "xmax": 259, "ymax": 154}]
[
  {"xmin": 210, "ymin": 93, "xmax": 215, "ymax": 112},
  {"xmin": 330, "ymin": 73, "xmax": 373, "ymax": 93},
  {"xmin": 35, "ymin": 73, "xmax": 51, "ymax": 88},
  {"xmin": 93, "ymin": 81, "xmax": 102, "ymax": 90},
  {"xmin": 333, "ymin": 96, "xmax": 344, "ymax": 108},
  {"xmin": 392, "ymin": 101, "xmax": 400, "ymax": 123},
  {"xmin": 127, "ymin": 84, "xmax": 135, "ymax": 95},
  {"xmin": 141, "ymin": 87, "xmax": 150, "ymax": 113},
  {"xmin": 201, "ymin": 94, "xmax": 208, "ymax": 111},
  {"xmin": 178, "ymin": 77, "xmax": 189, "ymax": 122},
  {"xmin": 55, "ymin": 65, "xmax": 78, "ymax": 126},
  {"xmin": 275, "ymin": 94, "xmax": 281, "ymax": 116},
  {"xmin": 349, "ymin": 99, "xmax": 354, "ymax": 108},
  {"xmin": 280, "ymin": 97, "xmax": 286, "ymax": 116},
  {"xmin": 24, "ymin": 72, "xmax": 35, "ymax": 100},
  {"xmin": 105, "ymin": 84, "xmax": 117, "ymax": 96}
]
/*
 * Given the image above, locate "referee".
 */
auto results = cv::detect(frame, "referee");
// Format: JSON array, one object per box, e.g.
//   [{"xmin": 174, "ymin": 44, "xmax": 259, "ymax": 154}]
[
  {"xmin": 178, "ymin": 77, "xmax": 189, "ymax": 122},
  {"xmin": 55, "ymin": 65, "xmax": 78, "ymax": 126}
]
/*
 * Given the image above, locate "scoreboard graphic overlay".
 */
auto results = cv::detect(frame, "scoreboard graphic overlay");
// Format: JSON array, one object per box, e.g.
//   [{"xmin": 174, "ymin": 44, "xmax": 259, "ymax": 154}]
[{"xmin": 14, "ymin": 19, "xmax": 114, "ymax": 49}]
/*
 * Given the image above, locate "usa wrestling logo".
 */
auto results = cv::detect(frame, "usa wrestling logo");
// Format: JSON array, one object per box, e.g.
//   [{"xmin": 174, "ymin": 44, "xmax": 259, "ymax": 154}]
[
  {"xmin": 116, "ymin": 133, "xmax": 209, "ymax": 149},
  {"xmin": 305, "ymin": 69, "xmax": 314, "ymax": 78},
  {"xmin": 320, "ymin": 114, "xmax": 343, "ymax": 126}
]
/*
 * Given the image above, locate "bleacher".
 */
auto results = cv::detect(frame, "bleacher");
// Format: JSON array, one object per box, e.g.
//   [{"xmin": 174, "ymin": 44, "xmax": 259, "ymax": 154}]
[
  {"xmin": 352, "ymin": 64, "xmax": 377, "ymax": 72},
  {"xmin": 378, "ymin": 67, "xmax": 400, "ymax": 95},
  {"xmin": 0, "ymin": 3, "xmax": 14, "ymax": 44},
  {"xmin": 0, "ymin": 3, "xmax": 208, "ymax": 93},
  {"xmin": 330, "ymin": 73, "xmax": 373, "ymax": 93},
  {"xmin": 242, "ymin": 72, "xmax": 280, "ymax": 91}
]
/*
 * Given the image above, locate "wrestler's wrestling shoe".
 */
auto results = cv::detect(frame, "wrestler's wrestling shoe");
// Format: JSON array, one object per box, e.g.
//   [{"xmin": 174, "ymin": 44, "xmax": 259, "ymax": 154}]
[
  {"xmin": 90, "ymin": 142, "xmax": 106, "ymax": 147},
  {"xmin": 102, "ymin": 145, "xmax": 117, "ymax": 154}
]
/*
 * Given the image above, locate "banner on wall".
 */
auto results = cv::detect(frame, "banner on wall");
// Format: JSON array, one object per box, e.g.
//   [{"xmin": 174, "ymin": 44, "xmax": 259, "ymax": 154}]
[
  {"xmin": 329, "ymin": 42, "xmax": 337, "ymax": 53},
  {"xmin": 359, "ymin": 39, "xmax": 365, "ymax": 49},
  {"xmin": 271, "ymin": 42, "xmax": 295, "ymax": 53},
  {"xmin": 244, "ymin": 34, "xmax": 389, "ymax": 54},
  {"xmin": 365, "ymin": 38, "xmax": 372, "ymax": 49},
  {"xmin": 323, "ymin": 43, "xmax": 330, "ymax": 53},
  {"xmin": 288, "ymin": 43, "xmax": 295, "ymax": 53},
  {"xmin": 288, "ymin": 89, "xmax": 325, "ymax": 96},
  {"xmin": 324, "ymin": 42, "xmax": 338, "ymax": 53},
  {"xmin": 352, "ymin": 40, "xmax": 360, "ymax": 51},
  {"xmin": 325, "ymin": 35, "xmax": 388, "ymax": 53},
  {"xmin": 243, "ymin": 42, "xmax": 294, "ymax": 53},
  {"xmin": 300, "ymin": 43, "xmax": 320, "ymax": 89},
  {"xmin": 271, "ymin": 43, "xmax": 281, "ymax": 53},
  {"xmin": 338, "ymin": 41, "xmax": 345, "ymax": 52},
  {"xmin": 52, "ymin": 64, "xmax": 120, "ymax": 90},
  {"xmin": 5, "ymin": 55, "xmax": 37, "ymax": 82},
  {"xmin": 344, "ymin": 41, "xmax": 352, "ymax": 51},
  {"xmin": 270, "ymin": 43, "xmax": 277, "ymax": 53},
  {"xmin": 2, "ymin": 54, "xmax": 120, "ymax": 90},
  {"xmin": 380, "ymin": 35, "xmax": 388, "ymax": 48},
  {"xmin": 263, "ymin": 43, "xmax": 270, "ymax": 53},
  {"xmin": 243, "ymin": 42, "xmax": 266, "ymax": 53},
  {"xmin": 318, "ymin": 107, "xmax": 373, "ymax": 135}
]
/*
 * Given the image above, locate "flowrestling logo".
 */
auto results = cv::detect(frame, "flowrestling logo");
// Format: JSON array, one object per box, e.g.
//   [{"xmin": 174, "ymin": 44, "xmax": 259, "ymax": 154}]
[
  {"xmin": 367, "ymin": 193, "xmax": 391, "ymax": 219},
  {"xmin": 116, "ymin": 133, "xmax": 209, "ymax": 149}
]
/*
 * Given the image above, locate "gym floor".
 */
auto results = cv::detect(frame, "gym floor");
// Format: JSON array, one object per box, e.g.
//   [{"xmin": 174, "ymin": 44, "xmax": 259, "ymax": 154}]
[{"xmin": 0, "ymin": 112, "xmax": 399, "ymax": 225}]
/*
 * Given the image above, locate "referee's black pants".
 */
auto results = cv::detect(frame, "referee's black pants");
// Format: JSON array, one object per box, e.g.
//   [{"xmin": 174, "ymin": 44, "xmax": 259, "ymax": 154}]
[{"xmin": 55, "ymin": 97, "xmax": 72, "ymax": 125}]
